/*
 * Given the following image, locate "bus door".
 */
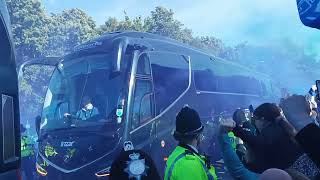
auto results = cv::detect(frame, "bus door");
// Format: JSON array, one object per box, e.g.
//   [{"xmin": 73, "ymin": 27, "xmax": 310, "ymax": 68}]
[
  {"xmin": 0, "ymin": 1, "xmax": 20, "ymax": 179},
  {"xmin": 128, "ymin": 50, "xmax": 191, "ymax": 154}
]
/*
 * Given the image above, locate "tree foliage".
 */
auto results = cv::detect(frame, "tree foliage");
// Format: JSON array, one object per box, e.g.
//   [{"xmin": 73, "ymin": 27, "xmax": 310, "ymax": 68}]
[
  {"xmin": 6, "ymin": 0, "xmax": 50, "ymax": 60},
  {"xmin": 45, "ymin": 8, "xmax": 97, "ymax": 57},
  {"xmin": 98, "ymin": 6, "xmax": 231, "ymax": 58},
  {"xmin": 19, "ymin": 65, "xmax": 55, "ymax": 119}
]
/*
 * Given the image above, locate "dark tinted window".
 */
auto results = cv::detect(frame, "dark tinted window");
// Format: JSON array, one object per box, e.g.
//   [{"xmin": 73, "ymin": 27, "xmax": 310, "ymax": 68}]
[
  {"xmin": 193, "ymin": 55, "xmax": 263, "ymax": 96},
  {"xmin": 2, "ymin": 95, "xmax": 16, "ymax": 163},
  {"xmin": 194, "ymin": 69, "xmax": 218, "ymax": 92},
  {"xmin": 136, "ymin": 53, "xmax": 151, "ymax": 75},
  {"xmin": 131, "ymin": 80, "xmax": 153, "ymax": 129},
  {"xmin": 0, "ymin": 12, "xmax": 11, "ymax": 66},
  {"xmin": 149, "ymin": 52, "xmax": 189, "ymax": 115}
]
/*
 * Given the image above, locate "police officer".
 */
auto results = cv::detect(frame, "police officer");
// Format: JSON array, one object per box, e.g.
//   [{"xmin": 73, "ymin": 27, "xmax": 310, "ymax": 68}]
[
  {"xmin": 20, "ymin": 124, "xmax": 35, "ymax": 180},
  {"xmin": 164, "ymin": 107, "xmax": 217, "ymax": 180}
]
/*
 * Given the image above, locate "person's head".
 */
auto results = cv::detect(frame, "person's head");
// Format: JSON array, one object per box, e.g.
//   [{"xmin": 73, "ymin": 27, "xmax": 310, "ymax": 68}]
[
  {"xmin": 252, "ymin": 103, "xmax": 281, "ymax": 132},
  {"xmin": 81, "ymin": 96, "xmax": 92, "ymax": 108},
  {"xmin": 233, "ymin": 109, "xmax": 247, "ymax": 126},
  {"xmin": 259, "ymin": 168, "xmax": 292, "ymax": 180},
  {"xmin": 279, "ymin": 95, "xmax": 312, "ymax": 123},
  {"xmin": 173, "ymin": 106, "xmax": 204, "ymax": 147}
]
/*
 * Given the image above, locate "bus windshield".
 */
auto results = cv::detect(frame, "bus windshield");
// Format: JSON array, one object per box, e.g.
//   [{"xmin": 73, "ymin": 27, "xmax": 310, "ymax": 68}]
[{"xmin": 40, "ymin": 52, "xmax": 129, "ymax": 133}]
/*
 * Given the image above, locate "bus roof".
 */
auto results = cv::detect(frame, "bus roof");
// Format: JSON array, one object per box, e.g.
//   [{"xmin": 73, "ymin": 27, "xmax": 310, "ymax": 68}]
[{"xmin": 75, "ymin": 31, "xmax": 272, "ymax": 80}]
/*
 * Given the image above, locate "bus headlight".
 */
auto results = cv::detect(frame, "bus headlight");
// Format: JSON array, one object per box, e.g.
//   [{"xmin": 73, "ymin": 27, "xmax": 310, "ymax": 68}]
[
  {"xmin": 36, "ymin": 163, "xmax": 48, "ymax": 176},
  {"xmin": 95, "ymin": 166, "xmax": 111, "ymax": 177}
]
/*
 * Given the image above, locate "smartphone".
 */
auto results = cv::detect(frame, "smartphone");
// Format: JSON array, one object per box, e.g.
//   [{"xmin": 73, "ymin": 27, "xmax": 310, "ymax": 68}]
[{"xmin": 243, "ymin": 108, "xmax": 250, "ymax": 120}]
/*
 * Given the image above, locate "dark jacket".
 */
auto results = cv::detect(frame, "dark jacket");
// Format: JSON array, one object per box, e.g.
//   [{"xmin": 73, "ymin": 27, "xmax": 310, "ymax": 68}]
[
  {"xmin": 295, "ymin": 123, "xmax": 320, "ymax": 169},
  {"xmin": 233, "ymin": 123, "xmax": 303, "ymax": 173}
]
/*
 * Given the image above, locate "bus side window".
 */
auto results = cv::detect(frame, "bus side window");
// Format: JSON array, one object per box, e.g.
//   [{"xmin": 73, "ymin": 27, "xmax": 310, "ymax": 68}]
[
  {"xmin": 139, "ymin": 93, "xmax": 153, "ymax": 123},
  {"xmin": 193, "ymin": 55, "xmax": 262, "ymax": 96},
  {"xmin": 149, "ymin": 52, "xmax": 189, "ymax": 115},
  {"xmin": 131, "ymin": 80, "xmax": 153, "ymax": 129},
  {"xmin": 136, "ymin": 53, "xmax": 151, "ymax": 75}
]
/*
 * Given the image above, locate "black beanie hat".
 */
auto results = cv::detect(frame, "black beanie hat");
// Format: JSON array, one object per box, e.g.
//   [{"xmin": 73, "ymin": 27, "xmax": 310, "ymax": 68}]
[
  {"xmin": 253, "ymin": 103, "xmax": 281, "ymax": 122},
  {"xmin": 175, "ymin": 106, "xmax": 203, "ymax": 135}
]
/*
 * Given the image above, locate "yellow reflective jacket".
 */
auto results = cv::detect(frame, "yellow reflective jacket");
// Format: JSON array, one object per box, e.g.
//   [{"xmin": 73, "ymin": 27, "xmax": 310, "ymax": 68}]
[
  {"xmin": 21, "ymin": 136, "xmax": 34, "ymax": 157},
  {"xmin": 164, "ymin": 145, "xmax": 217, "ymax": 180}
]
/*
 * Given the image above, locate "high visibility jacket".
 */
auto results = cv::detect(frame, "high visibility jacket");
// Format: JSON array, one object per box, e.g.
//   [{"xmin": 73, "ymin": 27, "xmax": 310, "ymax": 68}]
[
  {"xmin": 164, "ymin": 145, "xmax": 217, "ymax": 180},
  {"xmin": 21, "ymin": 136, "xmax": 34, "ymax": 158},
  {"xmin": 228, "ymin": 132, "xmax": 237, "ymax": 149}
]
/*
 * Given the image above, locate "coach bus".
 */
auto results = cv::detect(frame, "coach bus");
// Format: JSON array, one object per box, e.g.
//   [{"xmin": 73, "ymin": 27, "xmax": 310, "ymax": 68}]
[{"xmin": 32, "ymin": 31, "xmax": 280, "ymax": 179}]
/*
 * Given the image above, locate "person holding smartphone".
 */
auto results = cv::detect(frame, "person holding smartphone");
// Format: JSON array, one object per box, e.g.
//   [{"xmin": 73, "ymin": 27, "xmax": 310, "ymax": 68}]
[
  {"xmin": 232, "ymin": 104, "xmax": 303, "ymax": 173},
  {"xmin": 306, "ymin": 84, "xmax": 320, "ymax": 126},
  {"xmin": 217, "ymin": 117, "xmax": 308, "ymax": 180}
]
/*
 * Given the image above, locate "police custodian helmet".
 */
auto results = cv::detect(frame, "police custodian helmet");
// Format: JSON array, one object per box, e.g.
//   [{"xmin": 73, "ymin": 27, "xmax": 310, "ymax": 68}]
[
  {"xmin": 174, "ymin": 106, "xmax": 204, "ymax": 140},
  {"xmin": 110, "ymin": 141, "xmax": 161, "ymax": 180}
]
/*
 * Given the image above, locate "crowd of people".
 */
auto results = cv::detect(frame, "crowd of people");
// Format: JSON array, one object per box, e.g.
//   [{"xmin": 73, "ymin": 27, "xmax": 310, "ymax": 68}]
[{"xmin": 110, "ymin": 88, "xmax": 320, "ymax": 180}]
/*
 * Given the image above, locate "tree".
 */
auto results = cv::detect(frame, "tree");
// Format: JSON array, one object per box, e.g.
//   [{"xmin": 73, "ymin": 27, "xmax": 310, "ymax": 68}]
[
  {"xmin": 146, "ymin": 6, "xmax": 193, "ymax": 44},
  {"xmin": 6, "ymin": 1, "xmax": 97, "ymax": 58},
  {"xmin": 98, "ymin": 15, "xmax": 147, "ymax": 33},
  {"xmin": 98, "ymin": 6, "xmax": 231, "ymax": 58},
  {"xmin": 99, "ymin": 7, "xmax": 193, "ymax": 42},
  {"xmin": 99, "ymin": 17, "xmax": 120, "ymax": 33},
  {"xmin": 6, "ymin": 0, "xmax": 50, "ymax": 62},
  {"xmin": 45, "ymin": 8, "xmax": 98, "ymax": 57},
  {"xmin": 190, "ymin": 36, "xmax": 226, "ymax": 56}
]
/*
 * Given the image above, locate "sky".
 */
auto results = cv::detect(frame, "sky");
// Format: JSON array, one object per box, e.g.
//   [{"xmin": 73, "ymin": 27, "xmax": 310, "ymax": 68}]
[{"xmin": 42, "ymin": 0, "xmax": 320, "ymax": 58}]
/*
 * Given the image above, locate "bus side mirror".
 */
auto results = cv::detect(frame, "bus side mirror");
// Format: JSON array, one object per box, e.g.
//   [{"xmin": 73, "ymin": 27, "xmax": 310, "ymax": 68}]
[
  {"xmin": 35, "ymin": 115, "xmax": 41, "ymax": 136},
  {"xmin": 296, "ymin": 0, "xmax": 320, "ymax": 29}
]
